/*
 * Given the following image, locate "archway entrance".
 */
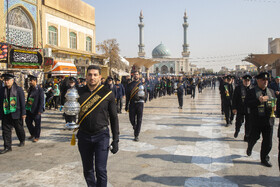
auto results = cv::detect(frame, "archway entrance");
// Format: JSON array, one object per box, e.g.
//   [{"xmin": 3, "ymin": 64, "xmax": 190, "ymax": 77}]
[{"xmin": 161, "ymin": 65, "xmax": 168, "ymax": 74}]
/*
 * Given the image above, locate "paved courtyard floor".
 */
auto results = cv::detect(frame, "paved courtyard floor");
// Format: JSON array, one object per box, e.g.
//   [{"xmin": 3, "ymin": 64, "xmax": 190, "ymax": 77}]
[{"xmin": 0, "ymin": 87, "xmax": 280, "ymax": 187}]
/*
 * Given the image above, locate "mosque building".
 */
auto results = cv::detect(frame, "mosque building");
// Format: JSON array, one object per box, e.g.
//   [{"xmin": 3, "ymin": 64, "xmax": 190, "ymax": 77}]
[{"xmin": 137, "ymin": 10, "xmax": 197, "ymax": 76}]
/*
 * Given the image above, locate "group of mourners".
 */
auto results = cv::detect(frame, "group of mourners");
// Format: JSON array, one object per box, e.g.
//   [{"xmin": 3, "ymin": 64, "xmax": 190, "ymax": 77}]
[
  {"xmin": 2, "ymin": 68, "xmax": 280, "ymax": 187},
  {"xmin": 219, "ymin": 72, "xmax": 280, "ymax": 169}
]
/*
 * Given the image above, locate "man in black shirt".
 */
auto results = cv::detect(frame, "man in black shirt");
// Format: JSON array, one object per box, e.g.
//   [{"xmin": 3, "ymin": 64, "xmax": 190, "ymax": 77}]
[
  {"xmin": 77, "ymin": 65, "xmax": 119, "ymax": 187},
  {"xmin": 245, "ymin": 72, "xmax": 276, "ymax": 167},
  {"xmin": 125, "ymin": 71, "xmax": 146, "ymax": 142}
]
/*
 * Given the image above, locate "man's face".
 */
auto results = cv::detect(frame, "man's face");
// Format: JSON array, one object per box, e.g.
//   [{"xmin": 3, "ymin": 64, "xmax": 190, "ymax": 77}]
[
  {"xmin": 243, "ymin": 79, "xmax": 251, "ymax": 87},
  {"xmin": 86, "ymin": 69, "xmax": 101, "ymax": 87},
  {"xmin": 276, "ymin": 78, "xmax": 280, "ymax": 84},
  {"xmin": 134, "ymin": 72, "xmax": 139, "ymax": 80},
  {"xmin": 4, "ymin": 78, "xmax": 14, "ymax": 88},
  {"xmin": 257, "ymin": 78, "xmax": 268, "ymax": 89},
  {"xmin": 69, "ymin": 81, "xmax": 75, "ymax": 87},
  {"xmin": 29, "ymin": 79, "xmax": 37, "ymax": 87}
]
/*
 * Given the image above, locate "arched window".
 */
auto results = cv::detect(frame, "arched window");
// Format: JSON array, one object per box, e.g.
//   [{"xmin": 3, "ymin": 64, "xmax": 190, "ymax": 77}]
[
  {"xmin": 6, "ymin": 7, "xmax": 33, "ymax": 47},
  {"xmin": 70, "ymin": 32, "xmax": 77, "ymax": 49},
  {"xmin": 48, "ymin": 26, "xmax": 57, "ymax": 45},
  {"xmin": 86, "ymin": 37, "xmax": 92, "ymax": 52}
]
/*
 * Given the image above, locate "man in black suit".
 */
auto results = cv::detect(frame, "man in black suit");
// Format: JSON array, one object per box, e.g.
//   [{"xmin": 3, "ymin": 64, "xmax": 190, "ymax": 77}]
[
  {"xmin": 25, "ymin": 75, "xmax": 45, "ymax": 142},
  {"xmin": 0, "ymin": 73, "xmax": 26, "ymax": 154}
]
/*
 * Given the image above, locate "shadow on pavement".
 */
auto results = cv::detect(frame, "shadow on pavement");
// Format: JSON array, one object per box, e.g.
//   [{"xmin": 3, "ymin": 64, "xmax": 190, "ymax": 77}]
[
  {"xmin": 137, "ymin": 154, "xmax": 244, "ymax": 164},
  {"xmin": 132, "ymin": 173, "xmax": 280, "ymax": 186},
  {"xmin": 154, "ymin": 136, "xmax": 238, "ymax": 142},
  {"xmin": 132, "ymin": 174, "xmax": 185, "ymax": 186}
]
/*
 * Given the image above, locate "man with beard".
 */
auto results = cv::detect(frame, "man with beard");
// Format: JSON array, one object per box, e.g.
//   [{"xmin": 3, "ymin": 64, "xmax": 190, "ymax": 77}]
[
  {"xmin": 77, "ymin": 65, "xmax": 119, "ymax": 186},
  {"xmin": 232, "ymin": 75, "xmax": 253, "ymax": 141},
  {"xmin": 125, "ymin": 71, "xmax": 146, "ymax": 141},
  {"xmin": 25, "ymin": 75, "xmax": 44, "ymax": 142},
  {"xmin": 0, "ymin": 73, "xmax": 26, "ymax": 154},
  {"xmin": 245, "ymin": 72, "xmax": 276, "ymax": 167}
]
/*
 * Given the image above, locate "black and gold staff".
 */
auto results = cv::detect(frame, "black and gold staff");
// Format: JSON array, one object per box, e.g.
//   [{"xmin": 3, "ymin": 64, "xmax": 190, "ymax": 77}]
[
  {"xmin": 77, "ymin": 65, "xmax": 119, "ymax": 187},
  {"xmin": 0, "ymin": 73, "xmax": 26, "ymax": 154}
]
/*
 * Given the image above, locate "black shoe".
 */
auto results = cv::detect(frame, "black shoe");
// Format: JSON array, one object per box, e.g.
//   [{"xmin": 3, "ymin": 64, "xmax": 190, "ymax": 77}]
[
  {"xmin": 246, "ymin": 147, "xmax": 252, "ymax": 156},
  {"xmin": 134, "ymin": 136, "xmax": 139, "ymax": 142},
  {"xmin": 225, "ymin": 123, "xmax": 230, "ymax": 127},
  {"xmin": 18, "ymin": 142, "xmax": 25, "ymax": 147},
  {"xmin": 261, "ymin": 160, "xmax": 272, "ymax": 167},
  {"xmin": 234, "ymin": 131, "xmax": 239, "ymax": 138},
  {"xmin": 0, "ymin": 148, "xmax": 12, "ymax": 154}
]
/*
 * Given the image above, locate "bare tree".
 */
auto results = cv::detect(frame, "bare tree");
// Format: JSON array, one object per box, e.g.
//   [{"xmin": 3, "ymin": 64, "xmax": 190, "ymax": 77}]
[{"xmin": 96, "ymin": 39, "xmax": 121, "ymax": 76}]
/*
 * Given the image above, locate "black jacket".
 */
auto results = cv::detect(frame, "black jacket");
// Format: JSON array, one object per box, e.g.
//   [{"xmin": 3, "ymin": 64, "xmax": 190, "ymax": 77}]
[
  {"xmin": 0, "ymin": 84, "xmax": 26, "ymax": 120},
  {"xmin": 27, "ymin": 85, "xmax": 44, "ymax": 115},
  {"xmin": 78, "ymin": 85, "xmax": 119, "ymax": 141},
  {"xmin": 232, "ymin": 84, "xmax": 252, "ymax": 114},
  {"xmin": 245, "ymin": 86, "xmax": 275, "ymax": 121}
]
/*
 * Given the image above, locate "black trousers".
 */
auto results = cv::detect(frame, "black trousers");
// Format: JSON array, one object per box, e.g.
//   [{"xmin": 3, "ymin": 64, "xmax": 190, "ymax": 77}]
[
  {"xmin": 191, "ymin": 87, "xmax": 196, "ymax": 98},
  {"xmin": 167, "ymin": 87, "xmax": 172, "ymax": 95},
  {"xmin": 148, "ymin": 89, "xmax": 153, "ymax": 101},
  {"xmin": 116, "ymin": 98, "xmax": 123, "ymax": 113},
  {"xmin": 53, "ymin": 96, "xmax": 59, "ymax": 109},
  {"xmin": 26, "ymin": 111, "xmax": 41, "ymax": 139},
  {"xmin": 248, "ymin": 118, "xmax": 274, "ymax": 162},
  {"xmin": 223, "ymin": 101, "xmax": 233, "ymax": 124},
  {"xmin": 177, "ymin": 93, "xmax": 183, "ymax": 107},
  {"xmin": 77, "ymin": 129, "xmax": 109, "ymax": 187},
  {"xmin": 2, "ymin": 114, "xmax": 25, "ymax": 149},
  {"xmin": 235, "ymin": 113, "xmax": 251, "ymax": 138},
  {"xmin": 129, "ymin": 102, "xmax": 144, "ymax": 137}
]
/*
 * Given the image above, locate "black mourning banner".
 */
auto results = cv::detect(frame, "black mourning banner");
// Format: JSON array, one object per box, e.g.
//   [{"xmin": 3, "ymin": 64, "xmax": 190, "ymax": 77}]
[{"xmin": 9, "ymin": 46, "xmax": 43, "ymax": 69}]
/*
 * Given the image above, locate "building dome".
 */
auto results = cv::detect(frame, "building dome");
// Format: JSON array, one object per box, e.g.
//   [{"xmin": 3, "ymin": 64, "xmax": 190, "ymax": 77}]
[{"xmin": 152, "ymin": 43, "xmax": 171, "ymax": 58}]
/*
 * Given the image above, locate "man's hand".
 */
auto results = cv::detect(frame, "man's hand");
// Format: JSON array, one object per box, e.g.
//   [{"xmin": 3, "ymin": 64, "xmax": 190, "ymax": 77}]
[
  {"xmin": 22, "ymin": 115, "xmax": 26, "ymax": 120},
  {"xmin": 259, "ymin": 96, "xmax": 269, "ymax": 103},
  {"xmin": 232, "ymin": 109, "xmax": 237, "ymax": 115},
  {"xmin": 38, "ymin": 112, "xmax": 41, "ymax": 115},
  {"xmin": 110, "ymin": 140, "xmax": 119, "ymax": 154}
]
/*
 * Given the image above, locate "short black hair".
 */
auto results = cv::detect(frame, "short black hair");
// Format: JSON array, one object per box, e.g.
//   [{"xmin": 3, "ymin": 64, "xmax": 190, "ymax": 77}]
[{"xmin": 87, "ymin": 65, "xmax": 101, "ymax": 75}]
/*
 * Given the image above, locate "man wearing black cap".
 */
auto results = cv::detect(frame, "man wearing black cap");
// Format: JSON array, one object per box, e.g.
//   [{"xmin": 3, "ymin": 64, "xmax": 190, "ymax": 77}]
[
  {"xmin": 245, "ymin": 72, "xmax": 276, "ymax": 167},
  {"xmin": 232, "ymin": 75, "xmax": 253, "ymax": 141},
  {"xmin": 221, "ymin": 75, "xmax": 234, "ymax": 126},
  {"xmin": 0, "ymin": 73, "xmax": 26, "ymax": 154},
  {"xmin": 25, "ymin": 75, "xmax": 44, "ymax": 142}
]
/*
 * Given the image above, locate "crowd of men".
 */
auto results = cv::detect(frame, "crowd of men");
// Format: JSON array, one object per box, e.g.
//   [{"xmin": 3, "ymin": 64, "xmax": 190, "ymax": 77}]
[
  {"xmin": 1, "ymin": 69, "xmax": 280, "ymax": 186},
  {"xmin": 219, "ymin": 72, "xmax": 280, "ymax": 168}
]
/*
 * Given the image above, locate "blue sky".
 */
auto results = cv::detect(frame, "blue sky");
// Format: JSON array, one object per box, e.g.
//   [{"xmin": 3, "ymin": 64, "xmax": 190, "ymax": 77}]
[{"xmin": 82, "ymin": 0, "xmax": 280, "ymax": 71}]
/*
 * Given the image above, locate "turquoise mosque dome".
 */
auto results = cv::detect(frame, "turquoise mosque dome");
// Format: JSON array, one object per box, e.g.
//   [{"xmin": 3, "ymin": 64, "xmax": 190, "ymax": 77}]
[{"xmin": 152, "ymin": 43, "xmax": 171, "ymax": 58}]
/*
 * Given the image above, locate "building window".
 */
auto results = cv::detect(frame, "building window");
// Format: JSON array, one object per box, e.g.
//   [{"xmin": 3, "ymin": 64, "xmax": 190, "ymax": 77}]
[
  {"xmin": 6, "ymin": 7, "xmax": 34, "ymax": 47},
  {"xmin": 48, "ymin": 26, "xmax": 57, "ymax": 45},
  {"xmin": 70, "ymin": 32, "xmax": 77, "ymax": 49},
  {"xmin": 86, "ymin": 37, "xmax": 92, "ymax": 52}
]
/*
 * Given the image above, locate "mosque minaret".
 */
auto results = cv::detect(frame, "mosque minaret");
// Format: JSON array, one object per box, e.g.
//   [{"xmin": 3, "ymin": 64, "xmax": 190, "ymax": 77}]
[
  {"xmin": 182, "ymin": 10, "xmax": 190, "ymax": 58},
  {"xmin": 138, "ymin": 10, "xmax": 145, "ymax": 58}
]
